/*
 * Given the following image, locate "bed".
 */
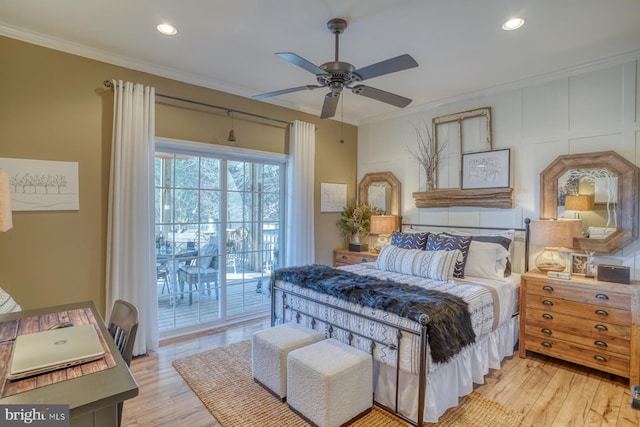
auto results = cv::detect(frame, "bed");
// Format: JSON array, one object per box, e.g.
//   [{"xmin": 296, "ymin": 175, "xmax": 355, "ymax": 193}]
[{"xmin": 270, "ymin": 221, "xmax": 530, "ymax": 425}]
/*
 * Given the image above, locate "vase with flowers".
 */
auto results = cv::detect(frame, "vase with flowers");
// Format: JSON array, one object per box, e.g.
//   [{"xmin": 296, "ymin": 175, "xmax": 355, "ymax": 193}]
[{"xmin": 337, "ymin": 203, "xmax": 382, "ymax": 244}]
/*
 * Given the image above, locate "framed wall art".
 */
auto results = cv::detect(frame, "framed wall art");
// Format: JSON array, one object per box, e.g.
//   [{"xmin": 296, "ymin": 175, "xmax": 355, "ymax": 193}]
[
  {"xmin": 461, "ymin": 148, "xmax": 510, "ymax": 190},
  {"xmin": 0, "ymin": 157, "xmax": 79, "ymax": 211},
  {"xmin": 320, "ymin": 182, "xmax": 347, "ymax": 212}
]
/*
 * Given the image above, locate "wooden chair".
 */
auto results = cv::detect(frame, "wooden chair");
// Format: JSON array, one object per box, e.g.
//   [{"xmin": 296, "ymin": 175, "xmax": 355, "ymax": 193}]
[
  {"xmin": 178, "ymin": 244, "xmax": 219, "ymax": 305},
  {"xmin": 108, "ymin": 299, "xmax": 139, "ymax": 426}
]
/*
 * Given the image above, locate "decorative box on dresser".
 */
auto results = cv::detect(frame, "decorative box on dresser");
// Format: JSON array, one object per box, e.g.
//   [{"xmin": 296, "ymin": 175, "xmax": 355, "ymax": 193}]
[
  {"xmin": 333, "ymin": 248, "xmax": 378, "ymax": 267},
  {"xmin": 519, "ymin": 269, "xmax": 640, "ymax": 385}
]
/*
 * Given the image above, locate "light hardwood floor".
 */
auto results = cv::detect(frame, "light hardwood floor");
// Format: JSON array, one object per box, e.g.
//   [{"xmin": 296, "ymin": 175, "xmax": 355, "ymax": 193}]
[{"xmin": 122, "ymin": 317, "xmax": 640, "ymax": 426}]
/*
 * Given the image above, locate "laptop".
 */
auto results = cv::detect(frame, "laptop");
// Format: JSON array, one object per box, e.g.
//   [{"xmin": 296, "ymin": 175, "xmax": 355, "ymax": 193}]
[{"xmin": 7, "ymin": 324, "xmax": 106, "ymax": 380}]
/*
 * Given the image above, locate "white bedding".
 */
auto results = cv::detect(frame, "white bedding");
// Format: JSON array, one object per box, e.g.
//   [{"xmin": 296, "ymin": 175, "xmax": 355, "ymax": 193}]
[{"xmin": 272, "ymin": 263, "xmax": 520, "ymax": 423}]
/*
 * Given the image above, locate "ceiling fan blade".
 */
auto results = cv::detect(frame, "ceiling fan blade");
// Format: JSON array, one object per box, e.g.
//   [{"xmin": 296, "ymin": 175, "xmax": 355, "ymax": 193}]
[
  {"xmin": 252, "ymin": 85, "xmax": 323, "ymax": 100},
  {"xmin": 352, "ymin": 54, "xmax": 418, "ymax": 81},
  {"xmin": 276, "ymin": 52, "xmax": 327, "ymax": 76},
  {"xmin": 351, "ymin": 85, "xmax": 412, "ymax": 108},
  {"xmin": 320, "ymin": 92, "xmax": 340, "ymax": 119}
]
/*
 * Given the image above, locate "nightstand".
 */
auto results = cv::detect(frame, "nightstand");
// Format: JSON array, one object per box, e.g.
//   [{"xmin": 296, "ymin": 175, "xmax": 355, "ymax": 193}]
[
  {"xmin": 333, "ymin": 248, "xmax": 378, "ymax": 267},
  {"xmin": 519, "ymin": 269, "xmax": 640, "ymax": 385}
]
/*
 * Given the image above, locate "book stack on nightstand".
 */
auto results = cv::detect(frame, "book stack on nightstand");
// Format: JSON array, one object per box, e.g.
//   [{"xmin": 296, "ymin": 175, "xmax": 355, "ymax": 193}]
[{"xmin": 333, "ymin": 248, "xmax": 378, "ymax": 267}]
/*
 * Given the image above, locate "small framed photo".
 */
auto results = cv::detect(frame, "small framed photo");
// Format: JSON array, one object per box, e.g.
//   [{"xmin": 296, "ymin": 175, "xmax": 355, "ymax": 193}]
[
  {"xmin": 570, "ymin": 253, "xmax": 589, "ymax": 276},
  {"xmin": 461, "ymin": 148, "xmax": 510, "ymax": 189}
]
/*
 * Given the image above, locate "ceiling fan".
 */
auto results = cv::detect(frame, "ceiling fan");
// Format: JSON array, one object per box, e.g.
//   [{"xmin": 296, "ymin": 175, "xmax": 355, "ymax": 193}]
[{"xmin": 253, "ymin": 18, "xmax": 419, "ymax": 119}]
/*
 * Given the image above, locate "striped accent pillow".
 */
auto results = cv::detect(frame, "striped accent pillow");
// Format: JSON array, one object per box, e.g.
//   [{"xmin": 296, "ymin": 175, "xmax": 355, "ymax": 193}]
[
  {"xmin": 390, "ymin": 231, "xmax": 429, "ymax": 250},
  {"xmin": 426, "ymin": 233, "xmax": 472, "ymax": 278},
  {"xmin": 375, "ymin": 245, "xmax": 461, "ymax": 281}
]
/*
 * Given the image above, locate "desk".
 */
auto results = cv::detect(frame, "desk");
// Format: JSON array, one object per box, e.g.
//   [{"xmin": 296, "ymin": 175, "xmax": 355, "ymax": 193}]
[{"xmin": 0, "ymin": 301, "xmax": 139, "ymax": 427}]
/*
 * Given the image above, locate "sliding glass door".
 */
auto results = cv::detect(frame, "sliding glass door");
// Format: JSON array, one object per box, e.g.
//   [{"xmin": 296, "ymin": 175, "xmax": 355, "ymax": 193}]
[{"xmin": 154, "ymin": 143, "xmax": 285, "ymax": 335}]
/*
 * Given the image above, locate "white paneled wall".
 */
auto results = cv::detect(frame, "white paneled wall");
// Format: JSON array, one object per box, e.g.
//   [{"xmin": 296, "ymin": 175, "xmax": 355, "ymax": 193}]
[{"xmin": 358, "ymin": 59, "xmax": 640, "ymax": 276}]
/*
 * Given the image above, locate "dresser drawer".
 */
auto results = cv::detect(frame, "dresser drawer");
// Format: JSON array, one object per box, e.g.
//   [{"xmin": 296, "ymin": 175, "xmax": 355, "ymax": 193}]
[
  {"xmin": 524, "ymin": 334, "xmax": 630, "ymax": 378},
  {"xmin": 333, "ymin": 250, "xmax": 377, "ymax": 266},
  {"xmin": 525, "ymin": 294, "xmax": 631, "ymax": 325},
  {"xmin": 525, "ymin": 307, "xmax": 631, "ymax": 340},
  {"xmin": 525, "ymin": 324, "xmax": 630, "ymax": 356},
  {"xmin": 525, "ymin": 279, "xmax": 629, "ymax": 310}
]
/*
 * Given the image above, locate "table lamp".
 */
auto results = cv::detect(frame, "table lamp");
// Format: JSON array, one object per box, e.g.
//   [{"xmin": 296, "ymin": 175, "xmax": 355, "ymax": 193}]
[
  {"xmin": 370, "ymin": 215, "xmax": 397, "ymax": 251},
  {"xmin": 530, "ymin": 219, "xmax": 582, "ymax": 273},
  {"xmin": 0, "ymin": 168, "xmax": 13, "ymax": 232}
]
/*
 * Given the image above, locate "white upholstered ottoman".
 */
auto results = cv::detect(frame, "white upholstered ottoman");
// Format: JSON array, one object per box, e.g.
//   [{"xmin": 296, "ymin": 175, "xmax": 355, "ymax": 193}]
[
  {"xmin": 252, "ymin": 322, "xmax": 325, "ymax": 401},
  {"xmin": 287, "ymin": 338, "xmax": 372, "ymax": 427}
]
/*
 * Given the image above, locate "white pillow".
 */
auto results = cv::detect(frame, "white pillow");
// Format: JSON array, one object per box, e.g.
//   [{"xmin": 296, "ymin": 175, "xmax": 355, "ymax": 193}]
[
  {"xmin": 464, "ymin": 240, "xmax": 511, "ymax": 280},
  {"xmin": 375, "ymin": 245, "xmax": 461, "ymax": 281},
  {"xmin": 444, "ymin": 229, "xmax": 515, "ymax": 276}
]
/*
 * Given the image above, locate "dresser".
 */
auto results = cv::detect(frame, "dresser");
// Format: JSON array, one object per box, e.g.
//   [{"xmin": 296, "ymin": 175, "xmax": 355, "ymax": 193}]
[
  {"xmin": 333, "ymin": 248, "xmax": 378, "ymax": 267},
  {"xmin": 519, "ymin": 270, "xmax": 640, "ymax": 385}
]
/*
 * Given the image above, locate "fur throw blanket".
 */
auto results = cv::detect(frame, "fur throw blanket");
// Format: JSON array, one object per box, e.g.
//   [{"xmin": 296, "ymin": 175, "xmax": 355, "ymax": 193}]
[{"xmin": 272, "ymin": 264, "xmax": 475, "ymax": 363}]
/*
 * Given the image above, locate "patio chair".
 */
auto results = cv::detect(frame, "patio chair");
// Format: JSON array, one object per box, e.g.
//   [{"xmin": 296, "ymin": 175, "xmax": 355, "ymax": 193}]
[
  {"xmin": 156, "ymin": 263, "xmax": 169, "ymax": 294},
  {"xmin": 178, "ymin": 243, "xmax": 219, "ymax": 304},
  {"xmin": 108, "ymin": 299, "xmax": 139, "ymax": 426}
]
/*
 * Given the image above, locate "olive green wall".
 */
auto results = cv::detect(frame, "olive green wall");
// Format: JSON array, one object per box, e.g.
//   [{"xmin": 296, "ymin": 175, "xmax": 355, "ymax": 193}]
[{"xmin": 0, "ymin": 36, "xmax": 357, "ymax": 315}]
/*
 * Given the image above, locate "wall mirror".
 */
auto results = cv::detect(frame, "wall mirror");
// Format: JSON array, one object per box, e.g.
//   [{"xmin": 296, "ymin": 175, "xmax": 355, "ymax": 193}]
[
  {"xmin": 358, "ymin": 171, "xmax": 401, "ymax": 217},
  {"xmin": 540, "ymin": 150, "xmax": 639, "ymax": 253}
]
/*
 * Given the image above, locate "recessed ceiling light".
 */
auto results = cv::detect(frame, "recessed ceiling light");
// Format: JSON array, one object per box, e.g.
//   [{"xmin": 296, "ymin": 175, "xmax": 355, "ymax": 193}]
[
  {"xmin": 502, "ymin": 17, "xmax": 525, "ymax": 31},
  {"xmin": 157, "ymin": 23, "xmax": 177, "ymax": 36}
]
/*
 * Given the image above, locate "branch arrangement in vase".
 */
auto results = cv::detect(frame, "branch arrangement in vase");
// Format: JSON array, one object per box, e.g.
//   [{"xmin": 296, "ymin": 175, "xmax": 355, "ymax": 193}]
[{"xmin": 408, "ymin": 119, "xmax": 446, "ymax": 191}]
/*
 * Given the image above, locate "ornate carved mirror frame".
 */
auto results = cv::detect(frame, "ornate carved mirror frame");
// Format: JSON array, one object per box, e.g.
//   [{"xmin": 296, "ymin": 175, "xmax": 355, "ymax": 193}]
[{"xmin": 540, "ymin": 150, "xmax": 639, "ymax": 253}]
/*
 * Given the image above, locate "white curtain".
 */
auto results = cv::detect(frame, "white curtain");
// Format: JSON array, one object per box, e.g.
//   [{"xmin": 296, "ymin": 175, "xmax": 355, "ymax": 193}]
[
  {"xmin": 106, "ymin": 80, "xmax": 157, "ymax": 356},
  {"xmin": 285, "ymin": 120, "xmax": 316, "ymax": 266}
]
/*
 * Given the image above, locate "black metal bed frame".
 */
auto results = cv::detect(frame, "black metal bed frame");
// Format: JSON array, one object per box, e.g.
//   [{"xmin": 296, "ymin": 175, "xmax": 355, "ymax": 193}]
[{"xmin": 271, "ymin": 219, "xmax": 530, "ymax": 426}]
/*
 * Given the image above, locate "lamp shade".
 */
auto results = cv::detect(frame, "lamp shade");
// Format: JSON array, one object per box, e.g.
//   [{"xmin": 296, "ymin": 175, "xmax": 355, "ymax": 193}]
[
  {"xmin": 0, "ymin": 168, "xmax": 13, "ymax": 232},
  {"xmin": 370, "ymin": 215, "xmax": 397, "ymax": 235},
  {"xmin": 530, "ymin": 219, "xmax": 582, "ymax": 249},
  {"xmin": 565, "ymin": 194, "xmax": 594, "ymax": 211}
]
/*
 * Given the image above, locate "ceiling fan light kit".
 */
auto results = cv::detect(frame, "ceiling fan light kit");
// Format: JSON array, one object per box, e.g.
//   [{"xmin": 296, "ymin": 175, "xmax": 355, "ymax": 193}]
[{"xmin": 253, "ymin": 18, "xmax": 418, "ymax": 119}]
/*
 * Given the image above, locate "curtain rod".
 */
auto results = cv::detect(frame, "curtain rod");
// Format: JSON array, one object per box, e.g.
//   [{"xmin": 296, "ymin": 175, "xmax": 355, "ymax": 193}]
[{"xmin": 103, "ymin": 80, "xmax": 291, "ymax": 126}]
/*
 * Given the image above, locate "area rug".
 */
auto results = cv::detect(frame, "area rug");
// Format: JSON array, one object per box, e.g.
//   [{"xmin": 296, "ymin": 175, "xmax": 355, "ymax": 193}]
[{"xmin": 172, "ymin": 340, "xmax": 523, "ymax": 426}]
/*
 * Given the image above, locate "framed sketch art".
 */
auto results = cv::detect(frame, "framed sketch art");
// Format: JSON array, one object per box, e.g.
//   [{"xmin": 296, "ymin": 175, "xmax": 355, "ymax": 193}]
[
  {"xmin": 320, "ymin": 182, "xmax": 347, "ymax": 213},
  {"xmin": 0, "ymin": 157, "xmax": 79, "ymax": 211},
  {"xmin": 461, "ymin": 148, "xmax": 510, "ymax": 190}
]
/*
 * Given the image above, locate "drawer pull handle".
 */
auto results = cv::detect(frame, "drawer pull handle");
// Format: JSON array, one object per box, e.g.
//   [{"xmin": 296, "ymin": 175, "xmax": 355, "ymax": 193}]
[
  {"xmin": 595, "ymin": 324, "xmax": 608, "ymax": 331},
  {"xmin": 361, "ymin": 258, "xmax": 368, "ymax": 263},
  {"xmin": 541, "ymin": 328, "xmax": 552, "ymax": 335},
  {"xmin": 594, "ymin": 340, "xmax": 608, "ymax": 348},
  {"xmin": 542, "ymin": 313, "xmax": 553, "ymax": 320},
  {"xmin": 542, "ymin": 285, "xmax": 554, "ymax": 292},
  {"xmin": 595, "ymin": 293, "xmax": 609, "ymax": 300},
  {"xmin": 542, "ymin": 300, "xmax": 554, "ymax": 306},
  {"xmin": 594, "ymin": 355, "xmax": 608, "ymax": 363},
  {"xmin": 541, "ymin": 341, "xmax": 552, "ymax": 348},
  {"xmin": 595, "ymin": 309, "xmax": 608, "ymax": 316},
  {"xmin": 341, "ymin": 255, "xmax": 347, "ymax": 259}
]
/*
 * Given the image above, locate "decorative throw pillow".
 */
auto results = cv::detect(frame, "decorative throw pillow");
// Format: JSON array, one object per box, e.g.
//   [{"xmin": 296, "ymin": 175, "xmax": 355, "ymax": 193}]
[
  {"xmin": 390, "ymin": 231, "xmax": 429, "ymax": 250},
  {"xmin": 462, "ymin": 240, "xmax": 511, "ymax": 280},
  {"xmin": 375, "ymin": 245, "xmax": 460, "ymax": 281},
  {"xmin": 444, "ymin": 230, "xmax": 515, "ymax": 276},
  {"xmin": 426, "ymin": 233, "xmax": 472, "ymax": 279}
]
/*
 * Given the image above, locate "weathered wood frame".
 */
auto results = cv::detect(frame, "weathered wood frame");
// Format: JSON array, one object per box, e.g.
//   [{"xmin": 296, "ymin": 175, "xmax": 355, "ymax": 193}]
[
  {"xmin": 432, "ymin": 106, "xmax": 493, "ymax": 188},
  {"xmin": 413, "ymin": 107, "xmax": 512, "ymax": 209},
  {"xmin": 540, "ymin": 150, "xmax": 640, "ymax": 253}
]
